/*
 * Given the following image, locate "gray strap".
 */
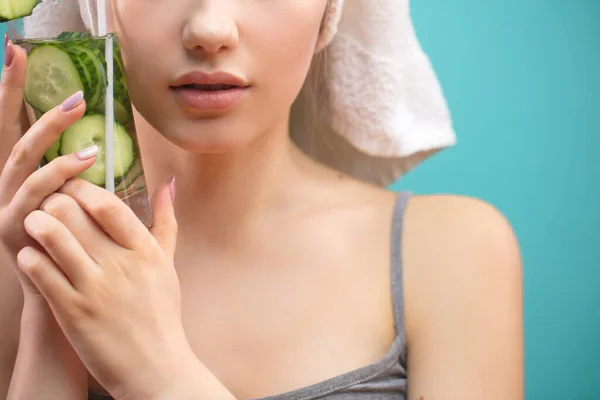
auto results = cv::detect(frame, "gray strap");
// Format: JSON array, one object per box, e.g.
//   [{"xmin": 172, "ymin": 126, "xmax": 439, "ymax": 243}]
[{"xmin": 390, "ymin": 191, "xmax": 411, "ymax": 332}]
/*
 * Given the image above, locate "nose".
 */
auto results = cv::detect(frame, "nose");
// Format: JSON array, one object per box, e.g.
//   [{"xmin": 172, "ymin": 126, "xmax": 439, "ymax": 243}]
[{"xmin": 182, "ymin": 3, "xmax": 239, "ymax": 54}]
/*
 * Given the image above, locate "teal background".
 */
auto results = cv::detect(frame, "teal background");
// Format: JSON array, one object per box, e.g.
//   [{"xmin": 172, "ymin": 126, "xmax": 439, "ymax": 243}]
[
  {"xmin": 391, "ymin": 1, "xmax": 599, "ymax": 399},
  {"xmin": 1, "ymin": 0, "xmax": 599, "ymax": 399}
]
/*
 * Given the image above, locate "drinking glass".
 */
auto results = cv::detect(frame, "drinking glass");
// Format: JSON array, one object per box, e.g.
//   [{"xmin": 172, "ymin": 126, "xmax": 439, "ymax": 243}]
[{"xmin": 4, "ymin": 1, "xmax": 153, "ymax": 227}]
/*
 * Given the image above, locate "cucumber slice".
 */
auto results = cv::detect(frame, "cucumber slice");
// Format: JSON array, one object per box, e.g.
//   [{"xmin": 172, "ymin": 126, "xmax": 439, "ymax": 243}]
[
  {"xmin": 24, "ymin": 45, "xmax": 85, "ymax": 113},
  {"xmin": 94, "ymin": 78, "xmax": 133, "ymax": 125},
  {"xmin": 112, "ymin": 40, "xmax": 127, "ymax": 85},
  {"xmin": 58, "ymin": 32, "xmax": 129, "ymax": 92},
  {"xmin": 94, "ymin": 97, "xmax": 133, "ymax": 126},
  {"xmin": 99, "ymin": 36, "xmax": 128, "ymax": 90},
  {"xmin": 65, "ymin": 50, "xmax": 95, "ymax": 105},
  {"xmin": 44, "ymin": 135, "xmax": 62, "ymax": 163},
  {"xmin": 114, "ymin": 97, "xmax": 133, "ymax": 125},
  {"xmin": 59, "ymin": 114, "xmax": 136, "ymax": 186},
  {"xmin": 0, "ymin": 0, "xmax": 40, "ymax": 22},
  {"xmin": 115, "ymin": 159, "xmax": 144, "ymax": 192},
  {"xmin": 63, "ymin": 44, "xmax": 106, "ymax": 110},
  {"xmin": 56, "ymin": 31, "xmax": 91, "ymax": 41}
]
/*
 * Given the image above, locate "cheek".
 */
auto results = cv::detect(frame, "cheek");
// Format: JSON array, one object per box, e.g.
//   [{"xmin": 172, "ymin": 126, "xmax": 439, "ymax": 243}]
[
  {"xmin": 110, "ymin": 1, "xmax": 176, "ymax": 67},
  {"xmin": 110, "ymin": 3, "xmax": 177, "ymax": 105},
  {"xmin": 245, "ymin": 4, "xmax": 326, "ymax": 104}
]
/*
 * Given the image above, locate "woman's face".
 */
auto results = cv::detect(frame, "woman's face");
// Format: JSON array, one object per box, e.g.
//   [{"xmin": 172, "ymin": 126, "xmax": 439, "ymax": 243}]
[{"xmin": 110, "ymin": 0, "xmax": 329, "ymax": 152}]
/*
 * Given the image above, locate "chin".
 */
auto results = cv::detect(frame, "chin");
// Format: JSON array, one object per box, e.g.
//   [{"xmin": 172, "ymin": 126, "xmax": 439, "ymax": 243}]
[{"xmin": 145, "ymin": 110, "xmax": 264, "ymax": 154}]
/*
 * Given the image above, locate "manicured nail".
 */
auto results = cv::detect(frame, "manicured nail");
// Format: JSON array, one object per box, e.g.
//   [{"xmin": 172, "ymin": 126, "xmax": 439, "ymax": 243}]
[
  {"xmin": 4, "ymin": 43, "xmax": 14, "ymax": 68},
  {"xmin": 76, "ymin": 145, "xmax": 99, "ymax": 160},
  {"xmin": 4, "ymin": 33, "xmax": 8, "ymax": 50},
  {"xmin": 170, "ymin": 176, "xmax": 176, "ymax": 204},
  {"xmin": 60, "ymin": 90, "xmax": 84, "ymax": 112}
]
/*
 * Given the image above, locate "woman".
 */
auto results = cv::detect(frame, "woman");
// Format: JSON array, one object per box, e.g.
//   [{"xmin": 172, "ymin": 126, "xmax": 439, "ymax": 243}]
[{"xmin": 0, "ymin": 0, "xmax": 524, "ymax": 399}]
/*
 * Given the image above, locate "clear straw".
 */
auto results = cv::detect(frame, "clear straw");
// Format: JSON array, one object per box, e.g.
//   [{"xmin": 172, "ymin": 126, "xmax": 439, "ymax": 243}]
[
  {"xmin": 96, "ymin": 0, "xmax": 107, "ymax": 36},
  {"xmin": 97, "ymin": 0, "xmax": 115, "ymax": 193}
]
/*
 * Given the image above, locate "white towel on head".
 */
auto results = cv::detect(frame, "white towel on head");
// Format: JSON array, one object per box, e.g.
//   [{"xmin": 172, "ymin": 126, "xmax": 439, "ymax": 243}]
[
  {"xmin": 23, "ymin": 0, "xmax": 456, "ymax": 186},
  {"xmin": 320, "ymin": 0, "xmax": 456, "ymax": 157},
  {"xmin": 290, "ymin": 0, "xmax": 457, "ymax": 185}
]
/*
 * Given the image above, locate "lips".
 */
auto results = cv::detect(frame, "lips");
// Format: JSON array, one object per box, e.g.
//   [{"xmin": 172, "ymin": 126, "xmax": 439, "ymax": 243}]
[
  {"xmin": 181, "ymin": 84, "xmax": 238, "ymax": 91},
  {"xmin": 171, "ymin": 71, "xmax": 249, "ymax": 111},
  {"xmin": 171, "ymin": 71, "xmax": 249, "ymax": 88}
]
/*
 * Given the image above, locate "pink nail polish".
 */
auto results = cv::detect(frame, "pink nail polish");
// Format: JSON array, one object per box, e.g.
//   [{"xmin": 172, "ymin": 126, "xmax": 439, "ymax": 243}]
[
  {"xmin": 60, "ymin": 91, "xmax": 84, "ymax": 112},
  {"xmin": 4, "ymin": 43, "xmax": 14, "ymax": 68},
  {"xmin": 76, "ymin": 145, "xmax": 99, "ymax": 160},
  {"xmin": 170, "ymin": 176, "xmax": 176, "ymax": 204}
]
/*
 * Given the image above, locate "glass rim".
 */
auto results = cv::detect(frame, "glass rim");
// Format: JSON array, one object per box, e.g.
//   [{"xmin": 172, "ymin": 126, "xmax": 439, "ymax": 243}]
[{"xmin": 8, "ymin": 31, "xmax": 118, "ymax": 44}]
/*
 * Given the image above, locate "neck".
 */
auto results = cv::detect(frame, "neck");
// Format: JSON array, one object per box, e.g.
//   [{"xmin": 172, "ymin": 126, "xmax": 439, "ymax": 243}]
[{"xmin": 136, "ymin": 115, "xmax": 310, "ymax": 242}]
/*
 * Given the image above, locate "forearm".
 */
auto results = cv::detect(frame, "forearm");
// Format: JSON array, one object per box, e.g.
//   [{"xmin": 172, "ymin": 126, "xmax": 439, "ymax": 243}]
[
  {"xmin": 149, "ymin": 368, "xmax": 237, "ymax": 400},
  {"xmin": 0, "ymin": 253, "xmax": 23, "ymax": 398},
  {"xmin": 7, "ymin": 296, "xmax": 87, "ymax": 400},
  {"xmin": 161, "ymin": 359, "xmax": 238, "ymax": 400},
  {"xmin": 117, "ymin": 347, "xmax": 237, "ymax": 400}
]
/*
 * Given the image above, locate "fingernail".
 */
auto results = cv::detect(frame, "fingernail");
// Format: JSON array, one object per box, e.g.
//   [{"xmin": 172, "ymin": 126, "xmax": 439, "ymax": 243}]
[
  {"xmin": 4, "ymin": 33, "xmax": 8, "ymax": 50},
  {"xmin": 170, "ymin": 176, "xmax": 176, "ymax": 204},
  {"xmin": 76, "ymin": 145, "xmax": 99, "ymax": 160},
  {"xmin": 60, "ymin": 90, "xmax": 84, "ymax": 112},
  {"xmin": 4, "ymin": 43, "xmax": 14, "ymax": 68}
]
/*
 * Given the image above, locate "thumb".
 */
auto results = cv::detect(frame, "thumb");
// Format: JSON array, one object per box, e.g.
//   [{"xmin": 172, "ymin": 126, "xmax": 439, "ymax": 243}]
[{"xmin": 150, "ymin": 177, "xmax": 177, "ymax": 259}]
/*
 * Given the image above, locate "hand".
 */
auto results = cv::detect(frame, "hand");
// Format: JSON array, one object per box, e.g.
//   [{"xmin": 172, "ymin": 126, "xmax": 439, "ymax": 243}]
[
  {"xmin": 0, "ymin": 41, "xmax": 93, "ymax": 297},
  {"xmin": 0, "ymin": 40, "xmax": 92, "ymax": 400},
  {"xmin": 15, "ymin": 176, "xmax": 202, "ymax": 399}
]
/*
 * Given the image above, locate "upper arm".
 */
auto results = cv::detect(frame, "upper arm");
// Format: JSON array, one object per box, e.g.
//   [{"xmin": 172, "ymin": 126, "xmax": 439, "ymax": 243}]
[{"xmin": 403, "ymin": 195, "xmax": 523, "ymax": 400}]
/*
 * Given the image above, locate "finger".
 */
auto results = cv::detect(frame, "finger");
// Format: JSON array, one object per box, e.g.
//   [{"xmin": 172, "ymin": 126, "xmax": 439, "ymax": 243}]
[
  {"xmin": 24, "ymin": 210, "xmax": 97, "ymax": 289},
  {"xmin": 5, "ymin": 148, "xmax": 98, "ymax": 227},
  {"xmin": 39, "ymin": 192, "xmax": 117, "ymax": 262},
  {"xmin": 0, "ymin": 90, "xmax": 85, "ymax": 204},
  {"xmin": 0, "ymin": 43, "xmax": 29, "ymax": 176},
  {"xmin": 0, "ymin": 41, "xmax": 27, "ymax": 130},
  {"xmin": 0, "ymin": 106, "xmax": 31, "ymax": 177},
  {"xmin": 150, "ymin": 177, "xmax": 178, "ymax": 259},
  {"xmin": 17, "ymin": 245, "xmax": 77, "ymax": 313},
  {"xmin": 59, "ymin": 178, "xmax": 152, "ymax": 250}
]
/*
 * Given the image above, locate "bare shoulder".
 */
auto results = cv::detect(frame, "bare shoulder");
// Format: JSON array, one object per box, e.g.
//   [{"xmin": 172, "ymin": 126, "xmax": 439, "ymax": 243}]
[
  {"xmin": 402, "ymin": 194, "xmax": 524, "ymax": 399},
  {"xmin": 405, "ymin": 193, "xmax": 521, "ymax": 263},
  {"xmin": 402, "ymin": 193, "xmax": 522, "ymax": 317}
]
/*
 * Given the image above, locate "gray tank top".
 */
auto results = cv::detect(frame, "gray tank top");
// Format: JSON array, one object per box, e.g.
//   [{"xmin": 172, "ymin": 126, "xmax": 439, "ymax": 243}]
[{"xmin": 89, "ymin": 192, "xmax": 410, "ymax": 400}]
